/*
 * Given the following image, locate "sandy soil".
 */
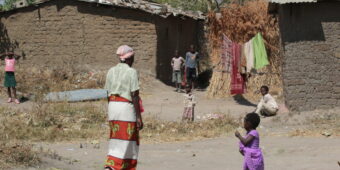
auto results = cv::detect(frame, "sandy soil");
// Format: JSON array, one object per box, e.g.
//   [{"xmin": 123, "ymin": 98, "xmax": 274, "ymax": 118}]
[
  {"xmin": 17, "ymin": 135, "xmax": 340, "ymax": 170},
  {"xmin": 141, "ymin": 80, "xmax": 257, "ymax": 121},
  {"xmin": 10, "ymin": 81, "xmax": 340, "ymax": 170}
]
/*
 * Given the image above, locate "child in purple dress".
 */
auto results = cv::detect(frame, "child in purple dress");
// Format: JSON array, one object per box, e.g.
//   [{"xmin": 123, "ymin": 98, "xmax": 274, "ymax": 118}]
[{"xmin": 235, "ymin": 113, "xmax": 264, "ymax": 170}]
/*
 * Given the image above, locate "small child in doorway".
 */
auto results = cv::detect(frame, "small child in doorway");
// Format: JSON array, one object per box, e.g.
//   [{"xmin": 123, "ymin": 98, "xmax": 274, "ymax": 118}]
[
  {"xmin": 182, "ymin": 85, "xmax": 196, "ymax": 121},
  {"xmin": 171, "ymin": 50, "xmax": 185, "ymax": 92},
  {"xmin": 235, "ymin": 113, "xmax": 264, "ymax": 170},
  {"xmin": 0, "ymin": 52, "xmax": 21, "ymax": 104}
]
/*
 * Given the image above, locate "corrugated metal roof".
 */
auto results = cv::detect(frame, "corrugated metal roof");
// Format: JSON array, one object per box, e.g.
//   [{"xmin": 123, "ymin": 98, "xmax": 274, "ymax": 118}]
[
  {"xmin": 0, "ymin": 0, "xmax": 205, "ymax": 20},
  {"xmin": 268, "ymin": 0, "xmax": 317, "ymax": 4}
]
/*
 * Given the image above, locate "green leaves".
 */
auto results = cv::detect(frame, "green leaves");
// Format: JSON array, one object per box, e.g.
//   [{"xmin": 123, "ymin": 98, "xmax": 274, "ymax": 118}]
[
  {"xmin": 0, "ymin": 0, "xmax": 17, "ymax": 11},
  {"xmin": 0, "ymin": 0, "xmax": 35, "ymax": 11}
]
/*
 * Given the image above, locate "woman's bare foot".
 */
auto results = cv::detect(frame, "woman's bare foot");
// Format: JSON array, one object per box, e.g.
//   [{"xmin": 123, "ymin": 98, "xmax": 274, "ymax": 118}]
[
  {"xmin": 14, "ymin": 99, "xmax": 20, "ymax": 104},
  {"xmin": 7, "ymin": 98, "xmax": 12, "ymax": 103}
]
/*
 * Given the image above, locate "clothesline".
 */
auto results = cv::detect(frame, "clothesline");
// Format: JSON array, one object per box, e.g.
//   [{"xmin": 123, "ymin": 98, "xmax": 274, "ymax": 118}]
[
  {"xmin": 218, "ymin": 32, "xmax": 270, "ymax": 95},
  {"xmin": 243, "ymin": 34, "xmax": 279, "ymax": 52},
  {"xmin": 219, "ymin": 33, "xmax": 269, "ymax": 73}
]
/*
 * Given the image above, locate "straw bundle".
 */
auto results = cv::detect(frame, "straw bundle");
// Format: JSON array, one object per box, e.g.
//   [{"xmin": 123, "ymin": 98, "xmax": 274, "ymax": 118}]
[{"xmin": 206, "ymin": 0, "xmax": 282, "ymax": 101}]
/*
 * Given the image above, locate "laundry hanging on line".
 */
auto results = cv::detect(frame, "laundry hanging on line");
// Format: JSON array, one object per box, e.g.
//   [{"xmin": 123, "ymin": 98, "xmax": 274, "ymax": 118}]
[
  {"xmin": 220, "ymin": 34, "xmax": 233, "ymax": 73},
  {"xmin": 220, "ymin": 32, "xmax": 269, "ymax": 74},
  {"xmin": 230, "ymin": 43, "xmax": 245, "ymax": 95},
  {"xmin": 252, "ymin": 33, "xmax": 269, "ymax": 70},
  {"xmin": 244, "ymin": 39, "xmax": 254, "ymax": 73},
  {"xmin": 219, "ymin": 33, "xmax": 269, "ymax": 94}
]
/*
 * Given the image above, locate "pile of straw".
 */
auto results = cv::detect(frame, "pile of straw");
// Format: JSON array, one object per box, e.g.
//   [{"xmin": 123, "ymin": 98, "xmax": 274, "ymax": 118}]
[{"xmin": 206, "ymin": 0, "xmax": 283, "ymax": 101}]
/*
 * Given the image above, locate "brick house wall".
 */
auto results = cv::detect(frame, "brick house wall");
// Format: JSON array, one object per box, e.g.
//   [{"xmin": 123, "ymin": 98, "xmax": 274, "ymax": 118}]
[
  {"xmin": 277, "ymin": 2, "xmax": 340, "ymax": 111},
  {"xmin": 0, "ymin": 0, "xmax": 202, "ymax": 84}
]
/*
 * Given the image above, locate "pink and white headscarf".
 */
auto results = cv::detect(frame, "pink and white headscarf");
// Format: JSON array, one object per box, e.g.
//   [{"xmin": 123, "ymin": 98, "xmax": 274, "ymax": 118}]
[{"xmin": 116, "ymin": 45, "xmax": 135, "ymax": 61}]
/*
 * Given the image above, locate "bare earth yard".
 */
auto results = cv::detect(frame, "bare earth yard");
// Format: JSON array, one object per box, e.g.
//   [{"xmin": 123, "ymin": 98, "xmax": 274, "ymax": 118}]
[{"xmin": 3, "ymin": 80, "xmax": 340, "ymax": 170}]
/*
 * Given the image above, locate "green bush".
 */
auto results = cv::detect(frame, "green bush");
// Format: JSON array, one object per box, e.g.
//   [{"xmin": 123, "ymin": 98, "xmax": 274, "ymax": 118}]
[{"xmin": 0, "ymin": 0, "xmax": 35, "ymax": 11}]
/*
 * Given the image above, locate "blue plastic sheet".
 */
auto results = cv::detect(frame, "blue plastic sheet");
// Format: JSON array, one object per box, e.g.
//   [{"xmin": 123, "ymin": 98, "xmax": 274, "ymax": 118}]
[{"xmin": 44, "ymin": 89, "xmax": 107, "ymax": 102}]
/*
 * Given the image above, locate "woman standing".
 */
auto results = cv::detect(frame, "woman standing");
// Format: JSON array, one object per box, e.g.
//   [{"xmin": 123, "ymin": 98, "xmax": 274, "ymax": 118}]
[{"xmin": 104, "ymin": 45, "xmax": 143, "ymax": 170}]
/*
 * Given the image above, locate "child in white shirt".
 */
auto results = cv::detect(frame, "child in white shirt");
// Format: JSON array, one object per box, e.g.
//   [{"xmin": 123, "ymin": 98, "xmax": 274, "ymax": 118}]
[{"xmin": 255, "ymin": 85, "xmax": 278, "ymax": 117}]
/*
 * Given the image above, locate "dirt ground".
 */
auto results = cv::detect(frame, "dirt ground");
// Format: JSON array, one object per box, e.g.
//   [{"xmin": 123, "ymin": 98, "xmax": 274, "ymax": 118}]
[
  {"xmin": 8, "ymin": 80, "xmax": 340, "ymax": 170},
  {"xmin": 19, "ymin": 135, "xmax": 340, "ymax": 170}
]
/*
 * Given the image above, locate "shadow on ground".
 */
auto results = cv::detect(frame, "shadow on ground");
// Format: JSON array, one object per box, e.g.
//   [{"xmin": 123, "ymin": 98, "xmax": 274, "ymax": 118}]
[{"xmin": 233, "ymin": 94, "xmax": 257, "ymax": 107}]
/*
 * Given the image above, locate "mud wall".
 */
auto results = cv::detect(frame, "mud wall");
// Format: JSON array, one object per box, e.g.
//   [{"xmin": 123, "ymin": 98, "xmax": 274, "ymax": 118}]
[
  {"xmin": 0, "ymin": 0, "xmax": 201, "ymax": 84},
  {"xmin": 278, "ymin": 2, "xmax": 340, "ymax": 111}
]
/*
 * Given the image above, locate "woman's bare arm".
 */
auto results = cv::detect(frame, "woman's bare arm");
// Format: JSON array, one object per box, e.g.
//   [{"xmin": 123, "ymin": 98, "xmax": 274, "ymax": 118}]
[{"xmin": 131, "ymin": 90, "xmax": 143, "ymax": 130}]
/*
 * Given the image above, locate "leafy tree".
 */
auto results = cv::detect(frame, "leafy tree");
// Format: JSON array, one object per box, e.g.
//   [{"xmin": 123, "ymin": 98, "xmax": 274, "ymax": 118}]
[
  {"xmin": 0, "ymin": 0, "xmax": 35, "ymax": 11},
  {"xmin": 1, "ymin": 0, "xmax": 17, "ymax": 11}
]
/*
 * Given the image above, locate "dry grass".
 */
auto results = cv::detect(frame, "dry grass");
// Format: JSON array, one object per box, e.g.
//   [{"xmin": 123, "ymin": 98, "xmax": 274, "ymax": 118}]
[
  {"xmin": 0, "ymin": 102, "xmax": 239, "ymax": 143},
  {"xmin": 206, "ymin": 0, "xmax": 283, "ymax": 99},
  {"xmin": 0, "ymin": 102, "xmax": 107, "ymax": 168},
  {"xmin": 0, "ymin": 66, "xmax": 155, "ymax": 102},
  {"xmin": 0, "ymin": 102, "xmax": 239, "ymax": 167},
  {"xmin": 0, "ymin": 142, "xmax": 40, "ymax": 169},
  {"xmin": 141, "ymin": 114, "xmax": 238, "ymax": 143},
  {"xmin": 0, "ymin": 102, "xmax": 107, "ymax": 142},
  {"xmin": 0, "ymin": 66, "xmax": 107, "ymax": 101}
]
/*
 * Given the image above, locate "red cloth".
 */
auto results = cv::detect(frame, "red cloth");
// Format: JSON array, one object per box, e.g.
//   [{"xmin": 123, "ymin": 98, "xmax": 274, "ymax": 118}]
[
  {"xmin": 231, "ymin": 43, "xmax": 245, "ymax": 94},
  {"xmin": 109, "ymin": 95, "xmax": 144, "ymax": 113},
  {"xmin": 181, "ymin": 68, "xmax": 187, "ymax": 87},
  {"xmin": 139, "ymin": 98, "xmax": 144, "ymax": 113}
]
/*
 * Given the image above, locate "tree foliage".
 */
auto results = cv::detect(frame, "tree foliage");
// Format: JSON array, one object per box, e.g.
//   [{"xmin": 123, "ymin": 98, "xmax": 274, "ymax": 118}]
[{"xmin": 0, "ymin": 0, "xmax": 35, "ymax": 11}]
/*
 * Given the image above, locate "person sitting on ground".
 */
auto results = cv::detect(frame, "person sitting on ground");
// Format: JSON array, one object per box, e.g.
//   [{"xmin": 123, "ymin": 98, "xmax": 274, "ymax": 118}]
[
  {"xmin": 185, "ymin": 45, "xmax": 199, "ymax": 90},
  {"xmin": 255, "ymin": 85, "xmax": 278, "ymax": 117},
  {"xmin": 182, "ymin": 85, "xmax": 196, "ymax": 122},
  {"xmin": 171, "ymin": 50, "xmax": 185, "ymax": 92},
  {"xmin": 235, "ymin": 113, "xmax": 264, "ymax": 170},
  {"xmin": 0, "ymin": 52, "xmax": 21, "ymax": 104}
]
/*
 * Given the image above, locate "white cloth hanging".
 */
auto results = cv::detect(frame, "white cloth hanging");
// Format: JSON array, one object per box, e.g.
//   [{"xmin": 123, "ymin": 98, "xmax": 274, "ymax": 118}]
[{"xmin": 244, "ymin": 39, "xmax": 254, "ymax": 73}]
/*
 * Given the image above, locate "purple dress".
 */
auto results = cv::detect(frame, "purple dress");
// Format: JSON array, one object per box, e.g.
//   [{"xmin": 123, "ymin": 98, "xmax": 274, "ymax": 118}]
[{"xmin": 239, "ymin": 130, "xmax": 264, "ymax": 170}]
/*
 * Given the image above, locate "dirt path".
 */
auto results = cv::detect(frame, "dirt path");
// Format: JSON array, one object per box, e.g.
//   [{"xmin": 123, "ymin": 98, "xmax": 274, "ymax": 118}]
[
  {"xmin": 17, "ymin": 135, "xmax": 339, "ymax": 170},
  {"xmin": 141, "ymin": 81, "xmax": 258, "ymax": 121}
]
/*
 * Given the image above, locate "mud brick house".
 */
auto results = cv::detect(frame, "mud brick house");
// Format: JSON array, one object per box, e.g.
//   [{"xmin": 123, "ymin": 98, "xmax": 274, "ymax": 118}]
[
  {"xmin": 0, "ymin": 0, "xmax": 204, "ymax": 84},
  {"xmin": 269, "ymin": 0, "xmax": 340, "ymax": 111}
]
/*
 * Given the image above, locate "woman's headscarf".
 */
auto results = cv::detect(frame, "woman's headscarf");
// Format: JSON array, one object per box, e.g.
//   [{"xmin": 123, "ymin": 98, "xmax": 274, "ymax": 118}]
[{"xmin": 116, "ymin": 45, "xmax": 134, "ymax": 61}]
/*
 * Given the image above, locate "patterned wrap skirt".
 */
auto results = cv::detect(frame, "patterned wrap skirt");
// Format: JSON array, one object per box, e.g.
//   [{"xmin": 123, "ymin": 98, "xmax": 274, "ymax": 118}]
[
  {"xmin": 182, "ymin": 106, "xmax": 194, "ymax": 121},
  {"xmin": 105, "ymin": 102, "xmax": 139, "ymax": 170}
]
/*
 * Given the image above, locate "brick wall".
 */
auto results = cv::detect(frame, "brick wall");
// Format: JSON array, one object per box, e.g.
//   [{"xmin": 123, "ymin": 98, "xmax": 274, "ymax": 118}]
[
  {"xmin": 278, "ymin": 3, "xmax": 340, "ymax": 111},
  {"xmin": 0, "ymin": 0, "xmax": 201, "ymax": 84}
]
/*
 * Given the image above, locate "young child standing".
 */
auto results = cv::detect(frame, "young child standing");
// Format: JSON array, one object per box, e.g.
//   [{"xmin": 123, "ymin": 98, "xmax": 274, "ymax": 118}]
[
  {"xmin": 182, "ymin": 85, "xmax": 196, "ymax": 121},
  {"xmin": 235, "ymin": 113, "xmax": 264, "ymax": 170},
  {"xmin": 1, "ymin": 52, "xmax": 21, "ymax": 104},
  {"xmin": 171, "ymin": 50, "xmax": 185, "ymax": 92}
]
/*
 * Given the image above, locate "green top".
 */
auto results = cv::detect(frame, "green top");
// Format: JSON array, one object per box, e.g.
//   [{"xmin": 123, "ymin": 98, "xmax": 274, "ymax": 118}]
[
  {"xmin": 104, "ymin": 63, "xmax": 139, "ymax": 101},
  {"xmin": 253, "ymin": 33, "xmax": 269, "ymax": 70}
]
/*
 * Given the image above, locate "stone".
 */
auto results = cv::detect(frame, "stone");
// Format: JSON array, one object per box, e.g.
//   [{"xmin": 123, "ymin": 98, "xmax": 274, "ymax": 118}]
[{"xmin": 321, "ymin": 131, "xmax": 332, "ymax": 137}]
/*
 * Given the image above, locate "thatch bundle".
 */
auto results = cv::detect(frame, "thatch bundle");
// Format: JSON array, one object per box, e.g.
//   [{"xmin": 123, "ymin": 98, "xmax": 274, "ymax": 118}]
[{"xmin": 206, "ymin": 0, "xmax": 283, "ymax": 101}]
